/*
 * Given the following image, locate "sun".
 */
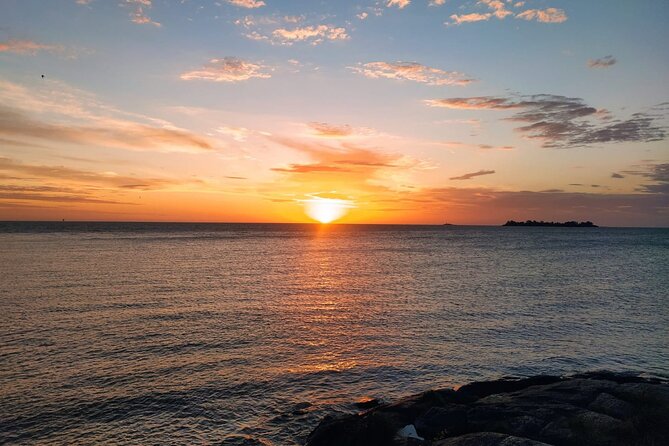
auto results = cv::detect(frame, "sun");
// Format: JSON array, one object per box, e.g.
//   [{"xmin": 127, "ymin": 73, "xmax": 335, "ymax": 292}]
[{"xmin": 303, "ymin": 197, "xmax": 352, "ymax": 224}]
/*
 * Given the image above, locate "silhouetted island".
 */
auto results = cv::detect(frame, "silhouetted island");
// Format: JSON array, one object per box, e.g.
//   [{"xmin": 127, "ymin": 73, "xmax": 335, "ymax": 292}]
[{"xmin": 503, "ymin": 220, "xmax": 598, "ymax": 227}]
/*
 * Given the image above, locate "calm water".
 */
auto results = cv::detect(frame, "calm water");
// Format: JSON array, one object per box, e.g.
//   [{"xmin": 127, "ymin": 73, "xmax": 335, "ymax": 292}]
[{"xmin": 1, "ymin": 223, "xmax": 668, "ymax": 445}]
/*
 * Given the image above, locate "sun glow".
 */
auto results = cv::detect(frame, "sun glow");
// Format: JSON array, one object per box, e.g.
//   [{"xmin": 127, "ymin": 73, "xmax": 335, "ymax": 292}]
[{"xmin": 303, "ymin": 197, "xmax": 353, "ymax": 224}]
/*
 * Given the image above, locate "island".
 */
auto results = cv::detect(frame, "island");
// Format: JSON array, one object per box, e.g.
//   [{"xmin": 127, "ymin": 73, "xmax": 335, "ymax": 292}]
[
  {"xmin": 306, "ymin": 371, "xmax": 668, "ymax": 446},
  {"xmin": 503, "ymin": 220, "xmax": 598, "ymax": 227}
]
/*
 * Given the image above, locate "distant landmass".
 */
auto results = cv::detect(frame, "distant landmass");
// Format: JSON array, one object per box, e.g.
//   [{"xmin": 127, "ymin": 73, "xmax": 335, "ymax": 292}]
[{"xmin": 503, "ymin": 220, "xmax": 598, "ymax": 227}]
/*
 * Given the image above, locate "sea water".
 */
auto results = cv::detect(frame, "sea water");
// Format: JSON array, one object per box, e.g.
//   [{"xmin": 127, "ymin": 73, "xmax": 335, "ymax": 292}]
[{"xmin": 1, "ymin": 223, "xmax": 667, "ymax": 445}]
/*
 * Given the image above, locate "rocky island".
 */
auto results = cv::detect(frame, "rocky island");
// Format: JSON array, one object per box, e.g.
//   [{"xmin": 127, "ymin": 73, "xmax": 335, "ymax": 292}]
[
  {"xmin": 306, "ymin": 372, "xmax": 668, "ymax": 446},
  {"xmin": 503, "ymin": 220, "xmax": 598, "ymax": 227}
]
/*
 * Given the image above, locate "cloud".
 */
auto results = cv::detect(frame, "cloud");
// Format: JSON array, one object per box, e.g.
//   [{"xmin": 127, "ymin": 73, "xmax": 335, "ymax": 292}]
[
  {"xmin": 588, "ymin": 55, "xmax": 617, "ymax": 69},
  {"xmin": 216, "ymin": 126, "xmax": 251, "ymax": 141},
  {"xmin": 234, "ymin": 15, "xmax": 347, "ymax": 45},
  {"xmin": 271, "ymin": 25, "xmax": 349, "ymax": 45},
  {"xmin": 0, "ymin": 105, "xmax": 215, "ymax": 153},
  {"xmin": 447, "ymin": 4, "xmax": 567, "ymax": 25},
  {"xmin": 623, "ymin": 163, "xmax": 669, "ymax": 194},
  {"xmin": 307, "ymin": 122, "xmax": 354, "ymax": 138},
  {"xmin": 425, "ymin": 96, "xmax": 521, "ymax": 110},
  {"xmin": 227, "ymin": 0, "xmax": 265, "ymax": 8},
  {"xmin": 408, "ymin": 186, "xmax": 668, "ymax": 226},
  {"xmin": 426, "ymin": 94, "xmax": 666, "ymax": 148},
  {"xmin": 357, "ymin": 12, "xmax": 369, "ymax": 20},
  {"xmin": 448, "ymin": 13, "xmax": 491, "ymax": 25},
  {"xmin": 430, "ymin": 0, "xmax": 446, "ymax": 6},
  {"xmin": 479, "ymin": 0, "xmax": 513, "ymax": 19},
  {"xmin": 76, "ymin": 0, "xmax": 94, "ymax": 4},
  {"xmin": 350, "ymin": 61, "xmax": 475, "ymax": 86},
  {"xmin": 441, "ymin": 141, "xmax": 513, "ymax": 150},
  {"xmin": 450, "ymin": 169, "xmax": 496, "ymax": 180},
  {"xmin": 263, "ymin": 136, "xmax": 424, "ymax": 201},
  {"xmin": 611, "ymin": 172, "xmax": 625, "ymax": 179},
  {"xmin": 0, "ymin": 40, "xmax": 61, "ymax": 55},
  {"xmin": 515, "ymin": 8, "xmax": 567, "ymax": 23},
  {"xmin": 0, "ymin": 157, "xmax": 190, "ymax": 191},
  {"xmin": 180, "ymin": 57, "xmax": 271, "ymax": 82},
  {"xmin": 272, "ymin": 163, "xmax": 352, "ymax": 173},
  {"xmin": 387, "ymin": 0, "xmax": 411, "ymax": 9},
  {"xmin": 125, "ymin": 0, "xmax": 160, "ymax": 27}
]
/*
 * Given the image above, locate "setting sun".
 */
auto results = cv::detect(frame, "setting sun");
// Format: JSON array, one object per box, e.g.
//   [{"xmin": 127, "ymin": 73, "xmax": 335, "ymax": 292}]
[{"xmin": 303, "ymin": 197, "xmax": 353, "ymax": 224}]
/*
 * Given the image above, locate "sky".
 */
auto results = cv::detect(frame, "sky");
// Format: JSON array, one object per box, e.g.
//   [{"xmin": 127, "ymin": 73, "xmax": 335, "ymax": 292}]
[{"xmin": 0, "ymin": 0, "xmax": 668, "ymax": 225}]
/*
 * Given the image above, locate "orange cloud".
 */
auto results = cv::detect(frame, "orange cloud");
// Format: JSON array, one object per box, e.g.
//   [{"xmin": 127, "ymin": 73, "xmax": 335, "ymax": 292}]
[
  {"xmin": 0, "ymin": 105, "xmax": 215, "ymax": 152},
  {"xmin": 448, "ymin": 13, "xmax": 492, "ymax": 25},
  {"xmin": 515, "ymin": 8, "xmax": 567, "ymax": 23},
  {"xmin": 180, "ymin": 57, "xmax": 271, "ymax": 82},
  {"xmin": 0, "ymin": 157, "xmax": 195, "ymax": 190},
  {"xmin": 351, "ymin": 62, "xmax": 475, "ymax": 86},
  {"xmin": 479, "ymin": 0, "xmax": 513, "ymax": 19},
  {"xmin": 125, "ymin": 0, "xmax": 161, "ymax": 27},
  {"xmin": 0, "ymin": 40, "xmax": 60, "ymax": 54},
  {"xmin": 387, "ymin": 0, "xmax": 411, "ymax": 9},
  {"xmin": 227, "ymin": 0, "xmax": 265, "ymax": 8},
  {"xmin": 425, "ymin": 97, "xmax": 521, "ymax": 109},
  {"xmin": 271, "ymin": 25, "xmax": 349, "ymax": 45}
]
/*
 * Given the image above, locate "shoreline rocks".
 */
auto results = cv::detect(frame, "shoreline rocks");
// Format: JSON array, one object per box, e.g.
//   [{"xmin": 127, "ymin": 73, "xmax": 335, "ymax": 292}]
[{"xmin": 305, "ymin": 372, "xmax": 669, "ymax": 446}]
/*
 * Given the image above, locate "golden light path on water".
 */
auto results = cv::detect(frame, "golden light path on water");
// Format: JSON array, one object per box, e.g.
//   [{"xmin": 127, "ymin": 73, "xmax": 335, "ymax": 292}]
[{"xmin": 303, "ymin": 197, "xmax": 354, "ymax": 224}]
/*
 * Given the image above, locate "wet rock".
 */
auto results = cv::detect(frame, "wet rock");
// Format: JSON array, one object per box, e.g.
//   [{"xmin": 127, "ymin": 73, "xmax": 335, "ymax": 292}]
[
  {"xmin": 306, "ymin": 372, "xmax": 669, "ymax": 446},
  {"xmin": 433, "ymin": 432, "xmax": 550, "ymax": 446},
  {"xmin": 456, "ymin": 376, "xmax": 562, "ymax": 399},
  {"xmin": 414, "ymin": 406, "xmax": 467, "ymax": 438},
  {"xmin": 354, "ymin": 397, "xmax": 382, "ymax": 410},
  {"xmin": 588, "ymin": 392, "xmax": 633, "ymax": 419}
]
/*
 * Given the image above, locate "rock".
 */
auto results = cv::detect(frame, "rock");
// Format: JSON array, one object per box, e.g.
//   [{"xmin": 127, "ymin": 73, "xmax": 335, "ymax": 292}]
[
  {"xmin": 414, "ymin": 406, "xmax": 467, "ymax": 438},
  {"xmin": 354, "ymin": 397, "xmax": 382, "ymax": 410},
  {"xmin": 457, "ymin": 376, "xmax": 562, "ymax": 399},
  {"xmin": 395, "ymin": 424, "xmax": 424, "ymax": 442},
  {"xmin": 306, "ymin": 372, "xmax": 669, "ymax": 446},
  {"xmin": 434, "ymin": 432, "xmax": 550, "ymax": 446},
  {"xmin": 588, "ymin": 392, "xmax": 634, "ymax": 419}
]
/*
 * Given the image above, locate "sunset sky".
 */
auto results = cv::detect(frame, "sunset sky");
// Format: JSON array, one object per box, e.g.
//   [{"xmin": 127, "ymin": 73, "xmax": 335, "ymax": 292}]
[{"xmin": 1, "ymin": 0, "xmax": 667, "ymax": 225}]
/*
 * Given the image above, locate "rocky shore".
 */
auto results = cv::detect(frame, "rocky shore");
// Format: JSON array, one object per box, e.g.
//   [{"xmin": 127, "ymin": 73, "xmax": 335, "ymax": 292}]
[{"xmin": 306, "ymin": 372, "xmax": 668, "ymax": 446}]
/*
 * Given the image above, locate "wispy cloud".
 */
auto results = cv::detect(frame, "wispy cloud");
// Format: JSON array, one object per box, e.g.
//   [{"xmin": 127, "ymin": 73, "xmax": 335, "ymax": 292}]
[
  {"xmin": 350, "ymin": 61, "xmax": 475, "ymax": 86},
  {"xmin": 623, "ymin": 163, "xmax": 669, "ymax": 194},
  {"xmin": 447, "ymin": 4, "xmax": 567, "ymax": 25},
  {"xmin": 441, "ymin": 141, "xmax": 513, "ymax": 150},
  {"xmin": 588, "ymin": 55, "xmax": 617, "ymax": 69},
  {"xmin": 450, "ymin": 169, "xmax": 496, "ymax": 180},
  {"xmin": 0, "ymin": 157, "xmax": 193, "ymax": 191},
  {"xmin": 515, "ymin": 8, "xmax": 567, "ymax": 23},
  {"xmin": 0, "ymin": 106, "xmax": 215, "ymax": 153},
  {"xmin": 180, "ymin": 57, "xmax": 272, "ymax": 82},
  {"xmin": 387, "ymin": 0, "xmax": 411, "ymax": 9},
  {"xmin": 479, "ymin": 0, "xmax": 513, "ymax": 19},
  {"xmin": 125, "ymin": 0, "xmax": 160, "ymax": 27},
  {"xmin": 235, "ymin": 15, "xmax": 348, "ymax": 45},
  {"xmin": 227, "ymin": 0, "xmax": 265, "ymax": 8},
  {"xmin": 0, "ymin": 40, "xmax": 61, "ymax": 55},
  {"xmin": 0, "ymin": 79, "xmax": 217, "ymax": 153},
  {"xmin": 448, "ymin": 13, "xmax": 491, "ymax": 25},
  {"xmin": 271, "ymin": 25, "xmax": 349, "ymax": 45},
  {"xmin": 426, "ymin": 94, "xmax": 666, "ymax": 148}
]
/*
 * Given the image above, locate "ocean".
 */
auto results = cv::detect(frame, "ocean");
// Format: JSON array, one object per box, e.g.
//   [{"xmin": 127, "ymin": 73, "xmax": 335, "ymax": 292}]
[{"xmin": 1, "ymin": 222, "xmax": 667, "ymax": 445}]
